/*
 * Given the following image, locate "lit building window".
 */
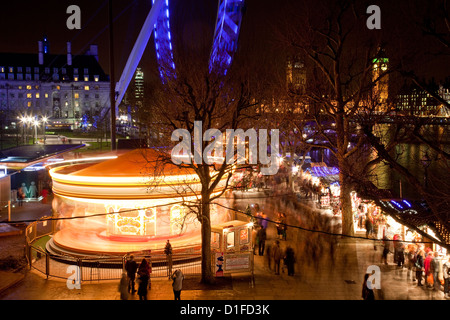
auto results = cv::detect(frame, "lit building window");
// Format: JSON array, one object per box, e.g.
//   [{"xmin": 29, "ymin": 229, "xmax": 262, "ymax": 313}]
[
  {"xmin": 74, "ymin": 93, "xmax": 79, "ymax": 99},
  {"xmin": 84, "ymin": 76, "xmax": 89, "ymax": 82},
  {"xmin": 84, "ymin": 86, "xmax": 89, "ymax": 91},
  {"xmin": 27, "ymin": 93, "xmax": 32, "ymax": 98},
  {"xmin": 26, "ymin": 85, "xmax": 32, "ymax": 90},
  {"xmin": 94, "ymin": 75, "xmax": 99, "ymax": 82},
  {"xmin": 36, "ymin": 93, "xmax": 40, "ymax": 99},
  {"xmin": 27, "ymin": 101, "xmax": 32, "ymax": 107},
  {"xmin": 56, "ymin": 85, "xmax": 61, "ymax": 90},
  {"xmin": 74, "ymin": 76, "xmax": 78, "ymax": 82},
  {"xmin": 45, "ymin": 93, "xmax": 49, "ymax": 98}
]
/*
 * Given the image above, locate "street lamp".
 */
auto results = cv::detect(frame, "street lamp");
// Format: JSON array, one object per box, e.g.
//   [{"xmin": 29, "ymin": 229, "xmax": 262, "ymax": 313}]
[
  {"xmin": 421, "ymin": 152, "xmax": 431, "ymax": 189},
  {"xmin": 42, "ymin": 116, "xmax": 48, "ymax": 144},
  {"xmin": 24, "ymin": 116, "xmax": 32, "ymax": 144},
  {"xmin": 33, "ymin": 118, "xmax": 39, "ymax": 144}
]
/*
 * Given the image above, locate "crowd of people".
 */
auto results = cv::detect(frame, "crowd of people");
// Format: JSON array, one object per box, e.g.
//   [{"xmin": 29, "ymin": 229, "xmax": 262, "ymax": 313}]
[
  {"xmin": 120, "ymin": 253, "xmax": 185, "ymax": 300},
  {"xmin": 364, "ymin": 217, "xmax": 450, "ymax": 299},
  {"xmin": 251, "ymin": 205, "xmax": 296, "ymax": 277}
]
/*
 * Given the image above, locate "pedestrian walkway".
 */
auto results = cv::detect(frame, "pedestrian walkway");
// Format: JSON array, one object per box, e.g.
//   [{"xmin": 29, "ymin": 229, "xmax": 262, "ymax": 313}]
[
  {"xmin": 0, "ymin": 192, "xmax": 447, "ymax": 300},
  {"xmin": 0, "ymin": 231, "xmax": 446, "ymax": 300}
]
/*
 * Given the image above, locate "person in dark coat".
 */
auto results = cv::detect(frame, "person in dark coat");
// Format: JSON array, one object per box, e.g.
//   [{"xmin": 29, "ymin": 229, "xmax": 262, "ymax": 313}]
[
  {"xmin": 272, "ymin": 240, "xmax": 282, "ymax": 275},
  {"xmin": 164, "ymin": 240, "xmax": 173, "ymax": 279},
  {"xmin": 125, "ymin": 254, "xmax": 138, "ymax": 294},
  {"xmin": 257, "ymin": 226, "xmax": 266, "ymax": 256},
  {"xmin": 415, "ymin": 249, "xmax": 425, "ymax": 286},
  {"xmin": 137, "ymin": 258, "xmax": 150, "ymax": 300},
  {"xmin": 284, "ymin": 246, "xmax": 296, "ymax": 276}
]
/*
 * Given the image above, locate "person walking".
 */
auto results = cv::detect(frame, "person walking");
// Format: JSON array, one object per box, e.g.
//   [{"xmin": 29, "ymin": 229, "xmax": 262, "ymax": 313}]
[
  {"xmin": 125, "ymin": 254, "xmax": 138, "ymax": 294},
  {"xmin": 394, "ymin": 236, "xmax": 405, "ymax": 268},
  {"xmin": 365, "ymin": 213, "xmax": 374, "ymax": 239},
  {"xmin": 272, "ymin": 240, "xmax": 282, "ymax": 275},
  {"xmin": 275, "ymin": 214, "xmax": 283, "ymax": 240},
  {"xmin": 265, "ymin": 241, "xmax": 272, "ymax": 271},
  {"xmin": 406, "ymin": 244, "xmax": 417, "ymax": 281},
  {"xmin": 137, "ymin": 258, "xmax": 150, "ymax": 300},
  {"xmin": 281, "ymin": 213, "xmax": 287, "ymax": 241},
  {"xmin": 381, "ymin": 236, "xmax": 391, "ymax": 265},
  {"xmin": 257, "ymin": 226, "xmax": 266, "ymax": 256},
  {"xmin": 431, "ymin": 251, "xmax": 440, "ymax": 291},
  {"xmin": 284, "ymin": 246, "xmax": 296, "ymax": 276},
  {"xmin": 443, "ymin": 256, "xmax": 450, "ymax": 299},
  {"xmin": 172, "ymin": 269, "xmax": 185, "ymax": 300},
  {"xmin": 424, "ymin": 251, "xmax": 434, "ymax": 288},
  {"xmin": 252, "ymin": 227, "xmax": 258, "ymax": 255},
  {"xmin": 164, "ymin": 240, "xmax": 173, "ymax": 279},
  {"xmin": 118, "ymin": 272, "xmax": 129, "ymax": 300},
  {"xmin": 17, "ymin": 185, "xmax": 25, "ymax": 206},
  {"xmin": 362, "ymin": 273, "xmax": 375, "ymax": 300},
  {"xmin": 415, "ymin": 249, "xmax": 425, "ymax": 287}
]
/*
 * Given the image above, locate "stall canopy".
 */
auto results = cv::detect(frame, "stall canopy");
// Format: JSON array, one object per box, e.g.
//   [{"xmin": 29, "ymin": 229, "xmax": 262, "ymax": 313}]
[
  {"xmin": 355, "ymin": 180, "xmax": 449, "ymax": 247},
  {"xmin": 306, "ymin": 166, "xmax": 340, "ymax": 184},
  {"xmin": 374, "ymin": 198, "xmax": 450, "ymax": 245}
]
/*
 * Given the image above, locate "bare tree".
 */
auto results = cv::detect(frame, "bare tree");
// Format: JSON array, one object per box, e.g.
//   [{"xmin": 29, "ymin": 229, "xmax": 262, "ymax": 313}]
[
  {"xmin": 141, "ymin": 16, "xmax": 269, "ymax": 281},
  {"xmin": 276, "ymin": 0, "xmax": 394, "ymax": 236}
]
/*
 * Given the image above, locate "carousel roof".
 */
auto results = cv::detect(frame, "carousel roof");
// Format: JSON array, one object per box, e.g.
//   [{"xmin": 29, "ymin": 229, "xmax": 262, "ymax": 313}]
[
  {"xmin": 49, "ymin": 148, "xmax": 229, "ymax": 199},
  {"xmin": 71, "ymin": 148, "xmax": 196, "ymax": 177}
]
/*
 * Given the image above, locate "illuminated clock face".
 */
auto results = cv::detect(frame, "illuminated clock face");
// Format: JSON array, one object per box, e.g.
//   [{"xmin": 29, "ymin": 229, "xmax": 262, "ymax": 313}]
[{"xmin": 381, "ymin": 64, "xmax": 387, "ymax": 71}]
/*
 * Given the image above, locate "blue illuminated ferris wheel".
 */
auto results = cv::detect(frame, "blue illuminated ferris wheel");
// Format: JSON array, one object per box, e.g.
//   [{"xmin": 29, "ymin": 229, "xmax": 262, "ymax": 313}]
[
  {"xmin": 115, "ymin": 0, "xmax": 245, "ymax": 109},
  {"xmin": 153, "ymin": 0, "xmax": 245, "ymax": 80}
]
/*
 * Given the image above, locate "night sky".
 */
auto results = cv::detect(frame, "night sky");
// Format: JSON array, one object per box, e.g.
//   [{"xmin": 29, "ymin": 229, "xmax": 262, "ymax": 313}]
[{"xmin": 0, "ymin": 0, "xmax": 447, "ymax": 85}]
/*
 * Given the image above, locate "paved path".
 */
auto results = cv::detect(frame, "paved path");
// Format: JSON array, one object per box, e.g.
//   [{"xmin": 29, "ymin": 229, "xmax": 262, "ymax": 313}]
[{"xmin": 0, "ymin": 192, "xmax": 447, "ymax": 301}]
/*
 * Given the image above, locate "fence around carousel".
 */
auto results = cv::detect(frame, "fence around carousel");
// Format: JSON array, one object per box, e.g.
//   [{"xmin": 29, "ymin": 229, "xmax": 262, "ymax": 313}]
[{"xmin": 25, "ymin": 220, "xmax": 203, "ymax": 282}]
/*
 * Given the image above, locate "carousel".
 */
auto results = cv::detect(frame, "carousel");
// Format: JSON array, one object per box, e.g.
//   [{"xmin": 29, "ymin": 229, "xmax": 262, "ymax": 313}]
[{"xmin": 46, "ymin": 148, "xmax": 232, "ymax": 256}]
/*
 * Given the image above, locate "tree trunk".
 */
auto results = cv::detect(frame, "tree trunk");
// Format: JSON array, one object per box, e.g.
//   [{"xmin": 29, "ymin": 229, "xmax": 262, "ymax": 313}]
[
  {"xmin": 200, "ymin": 189, "xmax": 214, "ymax": 284},
  {"xmin": 339, "ymin": 172, "xmax": 354, "ymax": 236}
]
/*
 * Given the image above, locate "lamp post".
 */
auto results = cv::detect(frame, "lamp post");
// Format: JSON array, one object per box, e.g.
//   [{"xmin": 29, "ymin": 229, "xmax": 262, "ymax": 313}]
[
  {"xmin": 42, "ymin": 116, "xmax": 48, "ymax": 144},
  {"xmin": 25, "ymin": 116, "xmax": 31, "ymax": 144},
  {"xmin": 33, "ymin": 118, "xmax": 39, "ymax": 144},
  {"xmin": 421, "ymin": 152, "xmax": 431, "ymax": 189}
]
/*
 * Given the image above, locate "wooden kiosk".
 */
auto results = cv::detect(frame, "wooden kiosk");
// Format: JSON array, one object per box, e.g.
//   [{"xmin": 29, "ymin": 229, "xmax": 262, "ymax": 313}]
[{"xmin": 211, "ymin": 220, "xmax": 254, "ymax": 276}]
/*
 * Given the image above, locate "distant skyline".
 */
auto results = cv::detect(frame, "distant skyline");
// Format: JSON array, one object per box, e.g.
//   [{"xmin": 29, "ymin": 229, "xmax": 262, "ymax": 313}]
[
  {"xmin": 1, "ymin": 0, "xmax": 447, "ymax": 86},
  {"xmin": 0, "ymin": 0, "xmax": 160, "ymax": 82}
]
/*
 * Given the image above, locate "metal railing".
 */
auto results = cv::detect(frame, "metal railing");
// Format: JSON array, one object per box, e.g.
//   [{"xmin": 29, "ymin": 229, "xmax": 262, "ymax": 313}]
[{"xmin": 25, "ymin": 221, "xmax": 203, "ymax": 282}]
